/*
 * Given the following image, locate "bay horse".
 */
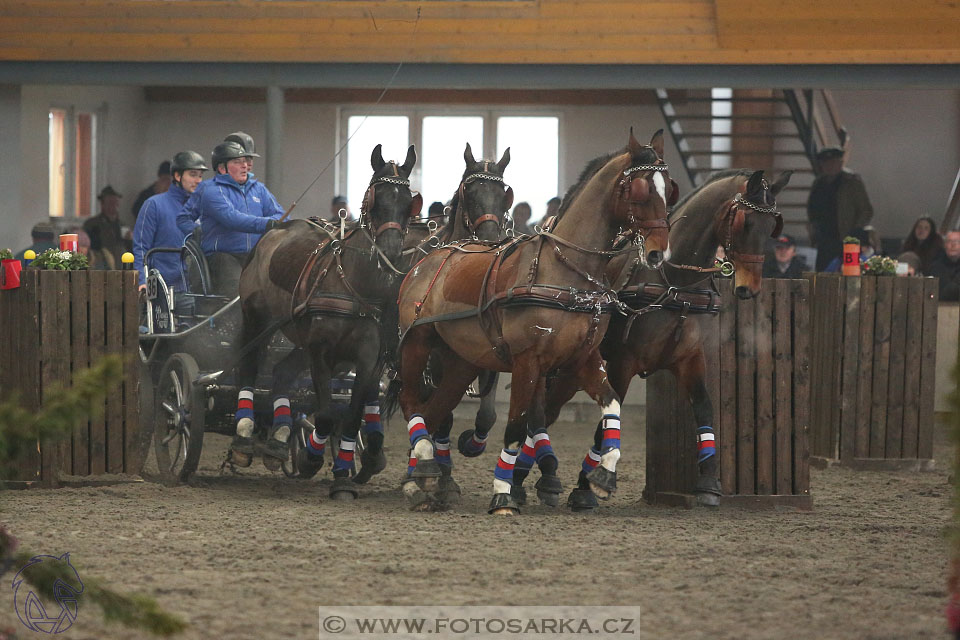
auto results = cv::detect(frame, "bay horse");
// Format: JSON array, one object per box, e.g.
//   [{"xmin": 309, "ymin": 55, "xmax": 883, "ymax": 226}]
[
  {"xmin": 514, "ymin": 168, "xmax": 792, "ymax": 510},
  {"xmin": 397, "ymin": 143, "xmax": 513, "ymax": 488},
  {"xmin": 394, "ymin": 129, "xmax": 673, "ymax": 514},
  {"xmin": 233, "ymin": 144, "xmax": 420, "ymax": 499}
]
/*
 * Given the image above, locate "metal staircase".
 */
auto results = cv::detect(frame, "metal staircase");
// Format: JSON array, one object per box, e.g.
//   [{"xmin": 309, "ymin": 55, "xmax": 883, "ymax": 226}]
[{"xmin": 657, "ymin": 88, "xmax": 847, "ymax": 236}]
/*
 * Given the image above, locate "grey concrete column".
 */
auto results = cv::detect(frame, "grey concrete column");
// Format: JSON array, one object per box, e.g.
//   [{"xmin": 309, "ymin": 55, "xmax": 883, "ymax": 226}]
[{"xmin": 265, "ymin": 85, "xmax": 284, "ymax": 196}]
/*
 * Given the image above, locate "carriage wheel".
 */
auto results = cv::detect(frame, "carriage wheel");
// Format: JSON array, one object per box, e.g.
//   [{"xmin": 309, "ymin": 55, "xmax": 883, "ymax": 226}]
[
  {"xmin": 154, "ymin": 353, "xmax": 206, "ymax": 483},
  {"xmin": 136, "ymin": 360, "xmax": 156, "ymax": 475},
  {"xmin": 281, "ymin": 419, "xmax": 309, "ymax": 478}
]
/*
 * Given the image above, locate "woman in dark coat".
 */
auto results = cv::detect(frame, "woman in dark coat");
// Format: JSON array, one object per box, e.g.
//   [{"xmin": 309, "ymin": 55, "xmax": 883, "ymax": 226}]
[{"xmin": 901, "ymin": 216, "xmax": 943, "ymax": 275}]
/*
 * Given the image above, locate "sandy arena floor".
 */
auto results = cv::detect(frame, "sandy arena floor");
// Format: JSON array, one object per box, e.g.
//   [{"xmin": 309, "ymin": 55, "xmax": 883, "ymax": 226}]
[{"xmin": 0, "ymin": 415, "xmax": 952, "ymax": 639}]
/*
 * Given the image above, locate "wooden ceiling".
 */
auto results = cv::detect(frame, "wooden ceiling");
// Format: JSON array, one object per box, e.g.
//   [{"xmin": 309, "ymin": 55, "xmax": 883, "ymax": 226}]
[{"xmin": 2, "ymin": 0, "xmax": 959, "ymax": 65}]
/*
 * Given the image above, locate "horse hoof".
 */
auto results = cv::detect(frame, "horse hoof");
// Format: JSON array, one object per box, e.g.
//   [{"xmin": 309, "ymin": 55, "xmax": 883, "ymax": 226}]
[
  {"xmin": 353, "ymin": 449, "xmax": 388, "ymax": 485},
  {"xmin": 402, "ymin": 479, "xmax": 444, "ymax": 512},
  {"xmin": 296, "ymin": 448, "xmax": 324, "ymax": 479},
  {"xmin": 696, "ymin": 492, "xmax": 720, "ymax": 507},
  {"xmin": 694, "ymin": 475, "xmax": 722, "ymax": 507},
  {"xmin": 262, "ymin": 456, "xmax": 282, "ymax": 472},
  {"xmin": 437, "ymin": 476, "xmax": 462, "ymax": 505},
  {"xmin": 510, "ymin": 484, "xmax": 527, "ymax": 506},
  {"xmin": 535, "ymin": 474, "xmax": 563, "ymax": 507},
  {"xmin": 567, "ymin": 488, "xmax": 599, "ymax": 512},
  {"xmin": 457, "ymin": 430, "xmax": 486, "ymax": 458},
  {"xmin": 330, "ymin": 477, "xmax": 359, "ymax": 501},
  {"xmin": 488, "ymin": 492, "xmax": 520, "ymax": 515},
  {"xmin": 586, "ymin": 466, "xmax": 617, "ymax": 500},
  {"xmin": 229, "ymin": 450, "xmax": 253, "ymax": 468}
]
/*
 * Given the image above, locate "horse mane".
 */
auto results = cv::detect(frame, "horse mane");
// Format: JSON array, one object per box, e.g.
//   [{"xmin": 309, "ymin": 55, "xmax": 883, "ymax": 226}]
[
  {"xmin": 671, "ymin": 169, "xmax": 751, "ymax": 212},
  {"xmin": 556, "ymin": 144, "xmax": 661, "ymax": 222}
]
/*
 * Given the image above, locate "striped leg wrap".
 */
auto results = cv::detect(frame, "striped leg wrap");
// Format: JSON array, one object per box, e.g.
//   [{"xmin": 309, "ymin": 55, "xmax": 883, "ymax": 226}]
[
  {"xmin": 581, "ymin": 447, "xmax": 601, "ymax": 475},
  {"xmin": 494, "ymin": 448, "xmax": 518, "ymax": 486},
  {"xmin": 467, "ymin": 431, "xmax": 488, "ymax": 455},
  {"xmin": 406, "ymin": 454, "xmax": 417, "ymax": 477},
  {"xmin": 515, "ymin": 436, "xmax": 536, "ymax": 472},
  {"xmin": 272, "ymin": 396, "xmax": 292, "ymax": 441},
  {"xmin": 362, "ymin": 402, "xmax": 383, "ymax": 436},
  {"xmin": 600, "ymin": 414, "xmax": 621, "ymax": 452},
  {"xmin": 334, "ymin": 436, "xmax": 356, "ymax": 473},
  {"xmin": 306, "ymin": 431, "xmax": 328, "ymax": 456},
  {"xmin": 531, "ymin": 431, "xmax": 556, "ymax": 465},
  {"xmin": 697, "ymin": 426, "xmax": 716, "ymax": 462},
  {"xmin": 235, "ymin": 388, "xmax": 255, "ymax": 437},
  {"xmin": 407, "ymin": 414, "xmax": 428, "ymax": 446},
  {"xmin": 434, "ymin": 436, "xmax": 452, "ymax": 467}
]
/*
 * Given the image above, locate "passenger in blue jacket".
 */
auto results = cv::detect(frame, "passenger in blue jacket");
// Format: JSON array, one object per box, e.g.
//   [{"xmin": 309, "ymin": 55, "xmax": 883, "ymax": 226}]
[
  {"xmin": 133, "ymin": 150, "xmax": 209, "ymax": 293},
  {"xmin": 176, "ymin": 140, "xmax": 282, "ymax": 295}
]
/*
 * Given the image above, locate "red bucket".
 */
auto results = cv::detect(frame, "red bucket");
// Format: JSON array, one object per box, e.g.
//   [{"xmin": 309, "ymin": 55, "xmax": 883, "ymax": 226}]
[
  {"xmin": 60, "ymin": 233, "xmax": 78, "ymax": 253},
  {"xmin": 1, "ymin": 258, "xmax": 22, "ymax": 290}
]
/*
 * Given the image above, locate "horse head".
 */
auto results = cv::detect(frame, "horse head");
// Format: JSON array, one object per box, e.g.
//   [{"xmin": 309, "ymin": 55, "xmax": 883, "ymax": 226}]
[
  {"xmin": 452, "ymin": 143, "xmax": 513, "ymax": 241},
  {"xmin": 612, "ymin": 128, "xmax": 676, "ymax": 269},
  {"xmin": 720, "ymin": 169, "xmax": 792, "ymax": 299},
  {"xmin": 363, "ymin": 144, "xmax": 421, "ymax": 265}
]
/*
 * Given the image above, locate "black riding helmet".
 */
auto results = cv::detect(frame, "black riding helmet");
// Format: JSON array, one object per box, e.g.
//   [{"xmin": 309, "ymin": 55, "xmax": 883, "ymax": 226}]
[
  {"xmin": 224, "ymin": 131, "xmax": 260, "ymax": 158},
  {"xmin": 211, "ymin": 141, "xmax": 249, "ymax": 171},
  {"xmin": 171, "ymin": 150, "xmax": 209, "ymax": 175}
]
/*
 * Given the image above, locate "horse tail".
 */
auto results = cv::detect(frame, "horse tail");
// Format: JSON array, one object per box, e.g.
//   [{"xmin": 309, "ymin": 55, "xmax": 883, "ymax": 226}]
[
  {"xmin": 381, "ymin": 375, "xmax": 402, "ymax": 420},
  {"xmin": 378, "ymin": 302, "xmax": 403, "ymax": 420}
]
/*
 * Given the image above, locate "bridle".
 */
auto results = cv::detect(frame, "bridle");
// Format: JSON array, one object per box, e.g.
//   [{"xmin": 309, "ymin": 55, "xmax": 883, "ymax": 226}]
[
  {"xmin": 456, "ymin": 163, "xmax": 514, "ymax": 236},
  {"xmin": 360, "ymin": 163, "xmax": 423, "ymax": 238},
  {"xmin": 613, "ymin": 152, "xmax": 677, "ymax": 242},
  {"xmin": 717, "ymin": 184, "xmax": 783, "ymax": 266}
]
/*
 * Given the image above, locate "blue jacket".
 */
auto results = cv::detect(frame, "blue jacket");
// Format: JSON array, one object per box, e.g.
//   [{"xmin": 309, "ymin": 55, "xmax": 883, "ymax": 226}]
[
  {"xmin": 175, "ymin": 178, "xmax": 210, "ymax": 236},
  {"xmin": 133, "ymin": 184, "xmax": 190, "ymax": 290},
  {"xmin": 176, "ymin": 173, "xmax": 283, "ymax": 255}
]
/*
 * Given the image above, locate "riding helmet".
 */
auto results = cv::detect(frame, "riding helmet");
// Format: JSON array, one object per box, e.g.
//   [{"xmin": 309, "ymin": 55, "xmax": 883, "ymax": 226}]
[
  {"xmin": 211, "ymin": 141, "xmax": 249, "ymax": 169},
  {"xmin": 224, "ymin": 131, "xmax": 260, "ymax": 158},
  {"xmin": 171, "ymin": 150, "xmax": 209, "ymax": 174}
]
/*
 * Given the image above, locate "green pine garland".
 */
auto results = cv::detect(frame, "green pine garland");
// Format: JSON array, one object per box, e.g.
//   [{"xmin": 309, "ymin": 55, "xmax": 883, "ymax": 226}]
[{"xmin": 0, "ymin": 356, "xmax": 187, "ymax": 636}]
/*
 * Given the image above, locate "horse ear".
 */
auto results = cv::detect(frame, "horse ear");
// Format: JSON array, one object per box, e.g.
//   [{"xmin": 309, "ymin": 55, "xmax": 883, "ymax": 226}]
[
  {"xmin": 504, "ymin": 186, "xmax": 514, "ymax": 211},
  {"xmin": 769, "ymin": 170, "xmax": 793, "ymax": 196},
  {"xmin": 745, "ymin": 170, "xmax": 765, "ymax": 196},
  {"xmin": 401, "ymin": 145, "xmax": 417, "ymax": 176},
  {"xmin": 649, "ymin": 129, "xmax": 665, "ymax": 158},
  {"xmin": 497, "ymin": 147, "xmax": 511, "ymax": 172},
  {"xmin": 627, "ymin": 127, "xmax": 643, "ymax": 154},
  {"xmin": 371, "ymin": 144, "xmax": 385, "ymax": 172},
  {"xmin": 464, "ymin": 142, "xmax": 476, "ymax": 167}
]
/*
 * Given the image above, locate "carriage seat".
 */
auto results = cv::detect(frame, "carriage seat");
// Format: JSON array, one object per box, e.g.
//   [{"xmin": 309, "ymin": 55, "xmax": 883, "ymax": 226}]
[{"xmin": 182, "ymin": 228, "xmax": 213, "ymax": 296}]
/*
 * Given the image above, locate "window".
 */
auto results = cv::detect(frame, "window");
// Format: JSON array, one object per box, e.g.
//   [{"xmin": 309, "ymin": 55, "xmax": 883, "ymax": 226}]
[
  {"xmin": 341, "ymin": 110, "xmax": 560, "ymax": 224},
  {"xmin": 48, "ymin": 108, "xmax": 98, "ymax": 218},
  {"xmin": 710, "ymin": 88, "xmax": 732, "ymax": 171}
]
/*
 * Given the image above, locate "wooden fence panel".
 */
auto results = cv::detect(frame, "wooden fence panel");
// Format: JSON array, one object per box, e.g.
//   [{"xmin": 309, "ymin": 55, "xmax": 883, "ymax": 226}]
[
  {"xmin": 884, "ymin": 277, "xmax": 908, "ymax": 459},
  {"xmin": 839, "ymin": 277, "xmax": 860, "ymax": 461},
  {"xmin": 774, "ymin": 279, "xmax": 793, "ymax": 495},
  {"xmin": 869, "ymin": 277, "xmax": 893, "ymax": 458},
  {"xmin": 901, "ymin": 280, "xmax": 923, "ymax": 458},
  {"xmin": 70, "ymin": 270, "xmax": 90, "ymax": 476},
  {"xmin": 105, "ymin": 270, "xmax": 124, "ymax": 474},
  {"xmin": 917, "ymin": 278, "xmax": 938, "ymax": 460},
  {"xmin": 736, "ymin": 288, "xmax": 756, "ymax": 495},
  {"xmin": 718, "ymin": 278, "xmax": 738, "ymax": 495},
  {"xmin": 122, "ymin": 271, "xmax": 140, "ymax": 473},
  {"xmin": 88, "ymin": 272, "xmax": 107, "ymax": 475},
  {"xmin": 791, "ymin": 279, "xmax": 811, "ymax": 497},
  {"xmin": 754, "ymin": 285, "xmax": 775, "ymax": 495},
  {"xmin": 855, "ymin": 276, "xmax": 875, "ymax": 458}
]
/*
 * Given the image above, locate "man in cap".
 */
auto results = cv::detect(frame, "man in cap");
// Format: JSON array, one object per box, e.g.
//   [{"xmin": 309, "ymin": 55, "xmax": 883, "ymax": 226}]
[
  {"xmin": 806, "ymin": 146, "xmax": 873, "ymax": 271},
  {"xmin": 131, "ymin": 160, "xmax": 172, "ymax": 221},
  {"xmin": 84, "ymin": 185, "xmax": 126, "ymax": 269},
  {"xmin": 329, "ymin": 195, "xmax": 352, "ymax": 221},
  {"xmin": 762, "ymin": 234, "xmax": 807, "ymax": 279},
  {"xmin": 15, "ymin": 222, "xmax": 57, "ymax": 259},
  {"xmin": 177, "ymin": 140, "xmax": 283, "ymax": 295},
  {"xmin": 133, "ymin": 151, "xmax": 208, "ymax": 294}
]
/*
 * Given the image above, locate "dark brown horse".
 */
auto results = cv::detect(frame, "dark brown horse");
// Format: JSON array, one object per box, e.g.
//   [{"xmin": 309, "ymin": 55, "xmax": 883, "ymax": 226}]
[
  {"xmin": 517, "ymin": 168, "xmax": 791, "ymax": 510},
  {"xmin": 393, "ymin": 129, "xmax": 674, "ymax": 514},
  {"xmin": 233, "ymin": 144, "xmax": 419, "ymax": 499}
]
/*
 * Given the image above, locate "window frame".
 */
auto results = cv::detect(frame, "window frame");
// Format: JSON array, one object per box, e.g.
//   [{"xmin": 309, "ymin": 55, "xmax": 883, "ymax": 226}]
[{"xmin": 48, "ymin": 104, "xmax": 103, "ymax": 221}]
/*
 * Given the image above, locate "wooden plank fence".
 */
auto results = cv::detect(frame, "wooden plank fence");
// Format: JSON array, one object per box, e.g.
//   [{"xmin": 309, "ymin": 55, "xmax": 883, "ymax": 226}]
[
  {"xmin": 807, "ymin": 273, "xmax": 937, "ymax": 470},
  {"xmin": 645, "ymin": 277, "xmax": 812, "ymax": 510},
  {"xmin": 0, "ymin": 269, "xmax": 141, "ymax": 486}
]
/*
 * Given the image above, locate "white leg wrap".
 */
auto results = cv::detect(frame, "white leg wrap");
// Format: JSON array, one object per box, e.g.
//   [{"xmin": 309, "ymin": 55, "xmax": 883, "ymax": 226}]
[
  {"xmin": 600, "ymin": 447, "xmax": 620, "ymax": 473},
  {"xmin": 236, "ymin": 417, "xmax": 255, "ymax": 438},
  {"xmin": 272, "ymin": 425, "xmax": 290, "ymax": 442},
  {"xmin": 412, "ymin": 437, "xmax": 434, "ymax": 461},
  {"xmin": 493, "ymin": 478, "xmax": 512, "ymax": 494}
]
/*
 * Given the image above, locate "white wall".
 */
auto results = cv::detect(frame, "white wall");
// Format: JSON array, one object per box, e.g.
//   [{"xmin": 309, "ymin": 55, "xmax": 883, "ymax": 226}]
[
  {"xmin": 833, "ymin": 90, "xmax": 960, "ymax": 241},
  {"xmin": 0, "ymin": 85, "xmax": 22, "ymax": 252}
]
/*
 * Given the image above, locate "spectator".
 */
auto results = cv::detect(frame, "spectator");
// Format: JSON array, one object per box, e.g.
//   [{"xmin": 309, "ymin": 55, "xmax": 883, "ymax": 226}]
[
  {"xmin": 133, "ymin": 150, "xmax": 208, "ymax": 294},
  {"xmin": 426, "ymin": 201, "xmax": 447, "ymax": 225},
  {"xmin": 762, "ymin": 234, "xmax": 807, "ymax": 279},
  {"xmin": 84, "ymin": 185, "xmax": 126, "ymax": 269},
  {"xmin": 15, "ymin": 222, "xmax": 57, "ymax": 259},
  {"xmin": 928, "ymin": 230, "xmax": 960, "ymax": 301},
  {"xmin": 897, "ymin": 251, "xmax": 921, "ymax": 276},
  {"xmin": 330, "ymin": 195, "xmax": 351, "ymax": 221},
  {"xmin": 511, "ymin": 202, "xmax": 534, "ymax": 236},
  {"xmin": 901, "ymin": 216, "xmax": 943, "ymax": 275},
  {"xmin": 545, "ymin": 196, "xmax": 561, "ymax": 219},
  {"xmin": 178, "ymin": 141, "xmax": 283, "ymax": 296},
  {"xmin": 807, "ymin": 147, "xmax": 873, "ymax": 271},
  {"xmin": 131, "ymin": 161, "xmax": 172, "ymax": 220}
]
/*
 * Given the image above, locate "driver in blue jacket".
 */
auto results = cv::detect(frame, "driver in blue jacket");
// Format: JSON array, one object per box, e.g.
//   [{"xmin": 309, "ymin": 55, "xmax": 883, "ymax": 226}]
[
  {"xmin": 177, "ymin": 140, "xmax": 283, "ymax": 295},
  {"xmin": 133, "ymin": 150, "xmax": 208, "ymax": 293}
]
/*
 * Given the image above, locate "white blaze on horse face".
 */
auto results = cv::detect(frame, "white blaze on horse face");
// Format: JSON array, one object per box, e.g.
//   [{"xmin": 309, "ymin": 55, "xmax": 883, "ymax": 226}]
[{"xmin": 652, "ymin": 172, "xmax": 667, "ymax": 206}]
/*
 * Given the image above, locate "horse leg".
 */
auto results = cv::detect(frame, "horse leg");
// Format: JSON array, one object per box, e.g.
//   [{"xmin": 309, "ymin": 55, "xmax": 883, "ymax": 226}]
[
  {"xmin": 258, "ymin": 347, "xmax": 309, "ymax": 471},
  {"xmin": 344, "ymin": 333, "xmax": 388, "ymax": 489},
  {"xmin": 489, "ymin": 354, "xmax": 543, "ymax": 516},
  {"xmin": 432, "ymin": 413, "xmax": 461, "ymax": 505},
  {"xmin": 296, "ymin": 341, "xmax": 335, "ymax": 480},
  {"xmin": 457, "ymin": 371, "xmax": 498, "ymax": 457},
  {"xmin": 576, "ymin": 349, "xmax": 623, "ymax": 501},
  {"xmin": 568, "ymin": 352, "xmax": 635, "ymax": 511},
  {"xmin": 674, "ymin": 351, "xmax": 721, "ymax": 507},
  {"xmin": 230, "ymin": 304, "xmax": 269, "ymax": 467}
]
